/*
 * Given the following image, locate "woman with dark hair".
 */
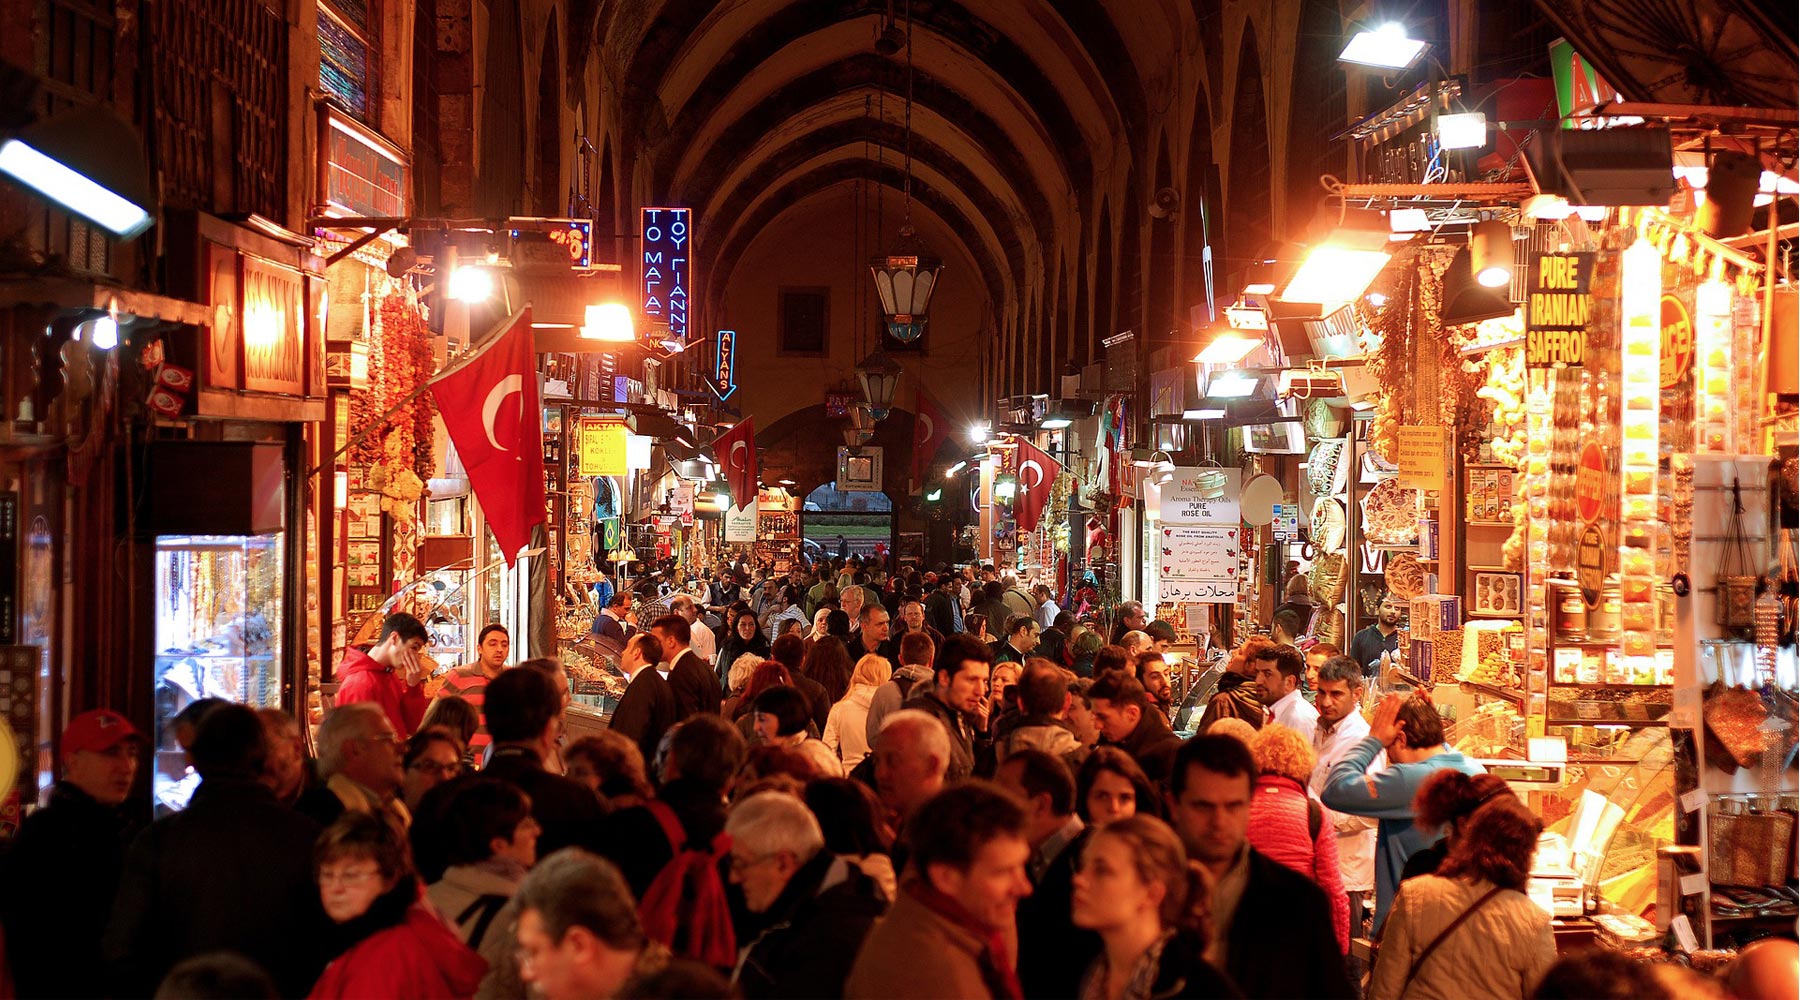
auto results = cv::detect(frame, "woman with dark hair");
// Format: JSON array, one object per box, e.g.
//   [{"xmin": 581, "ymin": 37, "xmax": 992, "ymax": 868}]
[
  {"xmin": 800, "ymin": 637, "xmax": 854, "ymax": 710},
  {"xmin": 964, "ymin": 612, "xmax": 991, "ymax": 644},
  {"xmin": 825, "ymin": 609, "xmax": 852, "ymax": 639},
  {"xmin": 714, "ymin": 610, "xmax": 770, "ymax": 687},
  {"xmin": 804, "ymin": 777, "xmax": 897, "ymax": 900},
  {"xmin": 1070, "ymin": 815, "xmax": 1241, "ymax": 1000},
  {"xmin": 1368, "ymin": 797, "xmax": 1554, "ymax": 1000},
  {"xmin": 1401, "ymin": 770, "xmax": 1516, "ymax": 883},
  {"xmin": 750, "ymin": 686, "xmax": 841, "ymax": 777},
  {"xmin": 732, "ymin": 660, "xmax": 795, "ymax": 744},
  {"xmin": 310, "ymin": 813, "xmax": 487, "ymax": 999},
  {"xmin": 420, "ymin": 697, "xmax": 481, "ymax": 766},
  {"xmin": 400, "ymin": 729, "xmax": 466, "ymax": 812},
  {"xmin": 425, "ymin": 779, "xmax": 539, "ymax": 950},
  {"xmin": 1077, "ymin": 746, "xmax": 1160, "ymax": 827},
  {"xmin": 564, "ymin": 732, "xmax": 653, "ymax": 812}
]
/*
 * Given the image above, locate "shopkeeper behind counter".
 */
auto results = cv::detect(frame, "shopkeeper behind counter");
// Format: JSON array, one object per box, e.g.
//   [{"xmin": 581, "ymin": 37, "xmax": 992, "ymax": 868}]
[{"xmin": 1350, "ymin": 592, "xmax": 1406, "ymax": 679}]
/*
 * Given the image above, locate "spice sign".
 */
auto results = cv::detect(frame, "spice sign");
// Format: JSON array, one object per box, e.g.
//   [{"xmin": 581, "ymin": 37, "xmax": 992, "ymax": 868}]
[
  {"xmin": 1525, "ymin": 252, "xmax": 1594, "ymax": 368},
  {"xmin": 1660, "ymin": 294, "xmax": 1693, "ymax": 389},
  {"xmin": 641, "ymin": 208, "xmax": 691, "ymax": 342},
  {"xmin": 578, "ymin": 419, "xmax": 628, "ymax": 477},
  {"xmin": 1157, "ymin": 524, "xmax": 1239, "ymax": 604}
]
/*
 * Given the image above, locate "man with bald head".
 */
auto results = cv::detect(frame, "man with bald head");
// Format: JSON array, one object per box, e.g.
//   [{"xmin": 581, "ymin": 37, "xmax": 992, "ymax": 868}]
[{"xmin": 871, "ymin": 708, "xmax": 949, "ymax": 828}]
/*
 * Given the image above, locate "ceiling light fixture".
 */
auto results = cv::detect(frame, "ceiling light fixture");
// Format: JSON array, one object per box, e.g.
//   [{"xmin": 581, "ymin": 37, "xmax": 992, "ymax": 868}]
[
  {"xmin": 1338, "ymin": 22, "xmax": 1427, "ymax": 70},
  {"xmin": 1469, "ymin": 219, "xmax": 1515, "ymax": 289},
  {"xmin": 867, "ymin": 0, "xmax": 941, "ymax": 344}
]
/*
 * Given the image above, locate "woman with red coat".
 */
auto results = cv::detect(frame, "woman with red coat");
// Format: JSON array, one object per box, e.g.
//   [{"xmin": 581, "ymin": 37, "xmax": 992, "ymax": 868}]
[
  {"xmin": 1247, "ymin": 724, "xmax": 1351, "ymax": 953},
  {"xmin": 310, "ymin": 813, "xmax": 488, "ymax": 999}
]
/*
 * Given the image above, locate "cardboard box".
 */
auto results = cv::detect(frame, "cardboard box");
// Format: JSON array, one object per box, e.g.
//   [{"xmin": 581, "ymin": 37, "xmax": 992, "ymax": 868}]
[
  {"xmin": 1411, "ymin": 594, "xmax": 1462, "ymax": 639},
  {"xmin": 1408, "ymin": 639, "xmax": 1438, "ymax": 684}
]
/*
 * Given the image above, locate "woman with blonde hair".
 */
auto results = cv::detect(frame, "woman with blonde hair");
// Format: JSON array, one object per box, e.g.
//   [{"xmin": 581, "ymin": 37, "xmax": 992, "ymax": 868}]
[
  {"xmin": 1247, "ymin": 724, "xmax": 1349, "ymax": 953},
  {"xmin": 823, "ymin": 653, "xmax": 891, "ymax": 769},
  {"xmin": 1070, "ymin": 814, "xmax": 1241, "ymax": 1000}
]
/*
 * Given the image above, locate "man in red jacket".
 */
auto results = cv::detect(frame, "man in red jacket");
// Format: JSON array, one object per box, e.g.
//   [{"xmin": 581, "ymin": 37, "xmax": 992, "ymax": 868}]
[{"xmin": 334, "ymin": 613, "xmax": 432, "ymax": 739}]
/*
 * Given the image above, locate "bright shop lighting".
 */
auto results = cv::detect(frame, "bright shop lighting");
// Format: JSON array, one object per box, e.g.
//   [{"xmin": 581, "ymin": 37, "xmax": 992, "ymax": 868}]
[
  {"xmin": 1387, "ymin": 208, "xmax": 1431, "ymax": 233},
  {"xmin": 1207, "ymin": 374, "xmax": 1261, "ymax": 398},
  {"xmin": 1184, "ymin": 407, "xmax": 1227, "ymax": 420},
  {"xmin": 1281, "ymin": 245, "xmax": 1392, "ymax": 308},
  {"xmin": 968, "ymin": 422, "xmax": 990, "ymax": 444},
  {"xmin": 1435, "ymin": 112, "xmax": 1487, "ymax": 150},
  {"xmin": 581, "ymin": 303, "xmax": 635, "ymax": 342},
  {"xmin": 945, "ymin": 461, "xmax": 967, "ymax": 477},
  {"xmin": 0, "ymin": 132, "xmax": 153, "ymax": 237},
  {"xmin": 86, "ymin": 315, "xmax": 119, "ymax": 350},
  {"xmin": 1338, "ymin": 23, "xmax": 1427, "ymax": 70},
  {"xmin": 1470, "ymin": 220, "xmax": 1515, "ymax": 289},
  {"xmin": 1195, "ymin": 334, "xmax": 1260, "ymax": 364},
  {"xmin": 447, "ymin": 266, "xmax": 496, "ymax": 302}
]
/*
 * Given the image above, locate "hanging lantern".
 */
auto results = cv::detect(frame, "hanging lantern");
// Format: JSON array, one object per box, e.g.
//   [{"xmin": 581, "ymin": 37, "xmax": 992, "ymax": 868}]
[
  {"xmin": 847, "ymin": 403, "xmax": 877, "ymax": 445},
  {"xmin": 854, "ymin": 351, "xmax": 904, "ymax": 421},
  {"xmin": 869, "ymin": 226, "xmax": 944, "ymax": 343}
]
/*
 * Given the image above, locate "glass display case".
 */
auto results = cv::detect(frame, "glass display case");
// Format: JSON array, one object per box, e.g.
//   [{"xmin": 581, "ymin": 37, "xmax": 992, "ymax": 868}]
[{"xmin": 153, "ymin": 534, "xmax": 284, "ymax": 815}]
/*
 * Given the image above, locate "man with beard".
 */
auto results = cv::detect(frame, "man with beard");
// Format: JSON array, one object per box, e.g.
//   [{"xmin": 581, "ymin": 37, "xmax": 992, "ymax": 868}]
[
  {"xmin": 1349, "ymin": 591, "xmax": 1406, "ymax": 681},
  {"xmin": 1198, "ymin": 636, "xmax": 1273, "ymax": 733}
]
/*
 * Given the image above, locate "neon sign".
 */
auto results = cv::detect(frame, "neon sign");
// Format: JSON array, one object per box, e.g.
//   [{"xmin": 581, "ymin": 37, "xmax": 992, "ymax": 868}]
[{"xmin": 641, "ymin": 207, "xmax": 691, "ymax": 342}]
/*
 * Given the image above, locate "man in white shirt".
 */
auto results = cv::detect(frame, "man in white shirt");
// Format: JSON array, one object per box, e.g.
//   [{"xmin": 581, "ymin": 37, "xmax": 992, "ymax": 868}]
[
  {"xmin": 1032, "ymin": 584, "xmax": 1060, "ymax": 629},
  {"xmin": 1308, "ymin": 653, "xmax": 1382, "ymax": 940},
  {"xmin": 1251, "ymin": 642, "xmax": 1318, "ymax": 742},
  {"xmin": 668, "ymin": 594, "xmax": 716, "ymax": 666}
]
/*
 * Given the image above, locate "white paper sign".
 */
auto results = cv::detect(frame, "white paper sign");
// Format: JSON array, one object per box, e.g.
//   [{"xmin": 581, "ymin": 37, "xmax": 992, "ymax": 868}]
[
  {"xmin": 1160, "ymin": 468, "xmax": 1242, "ymax": 525},
  {"xmin": 1157, "ymin": 524, "xmax": 1239, "ymax": 604},
  {"xmin": 724, "ymin": 504, "xmax": 757, "ymax": 542}
]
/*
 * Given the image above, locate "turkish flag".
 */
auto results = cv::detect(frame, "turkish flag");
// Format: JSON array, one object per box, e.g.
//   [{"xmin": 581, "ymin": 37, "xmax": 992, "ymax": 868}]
[
  {"xmin": 1014, "ymin": 437, "xmax": 1063, "ymax": 534},
  {"xmin": 910, "ymin": 387, "xmax": 949, "ymax": 484},
  {"xmin": 713, "ymin": 418, "xmax": 758, "ymax": 506},
  {"xmin": 430, "ymin": 307, "xmax": 545, "ymax": 566}
]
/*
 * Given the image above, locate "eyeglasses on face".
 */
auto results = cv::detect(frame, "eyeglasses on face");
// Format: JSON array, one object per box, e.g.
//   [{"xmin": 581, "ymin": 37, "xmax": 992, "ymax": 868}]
[
  {"xmin": 318, "ymin": 865, "xmax": 382, "ymax": 887},
  {"xmin": 408, "ymin": 760, "xmax": 462, "ymax": 778}
]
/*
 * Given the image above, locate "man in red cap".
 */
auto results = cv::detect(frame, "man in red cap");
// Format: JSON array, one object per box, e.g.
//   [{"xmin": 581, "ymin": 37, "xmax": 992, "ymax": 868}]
[{"xmin": 0, "ymin": 709, "xmax": 143, "ymax": 998}]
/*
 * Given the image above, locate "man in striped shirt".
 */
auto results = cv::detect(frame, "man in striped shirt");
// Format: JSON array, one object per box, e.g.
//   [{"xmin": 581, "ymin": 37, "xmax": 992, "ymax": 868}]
[{"xmin": 434, "ymin": 623, "xmax": 510, "ymax": 756}]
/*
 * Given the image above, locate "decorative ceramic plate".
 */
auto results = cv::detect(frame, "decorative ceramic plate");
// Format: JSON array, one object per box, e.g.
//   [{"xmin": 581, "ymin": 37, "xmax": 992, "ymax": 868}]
[
  {"xmin": 1306, "ymin": 441, "xmax": 1346, "ymax": 497},
  {"xmin": 1386, "ymin": 552, "xmax": 1427, "ymax": 600},
  {"xmin": 1310, "ymin": 496, "xmax": 1348, "ymax": 552},
  {"xmin": 1361, "ymin": 478, "xmax": 1419, "ymax": 544}
]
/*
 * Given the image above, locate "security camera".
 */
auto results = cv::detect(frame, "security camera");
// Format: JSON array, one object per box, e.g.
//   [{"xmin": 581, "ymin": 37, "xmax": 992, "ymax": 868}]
[{"xmin": 1148, "ymin": 187, "xmax": 1181, "ymax": 220}]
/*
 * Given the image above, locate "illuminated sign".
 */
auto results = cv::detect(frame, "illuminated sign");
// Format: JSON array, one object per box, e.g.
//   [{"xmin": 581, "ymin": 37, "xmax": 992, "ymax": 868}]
[
  {"xmin": 578, "ymin": 419, "xmax": 629, "ymax": 477},
  {"xmin": 1525, "ymin": 252, "xmax": 1593, "ymax": 368},
  {"xmin": 708, "ymin": 329, "xmax": 737, "ymax": 400},
  {"xmin": 509, "ymin": 218, "xmax": 594, "ymax": 270},
  {"xmin": 237, "ymin": 255, "xmax": 307, "ymax": 396},
  {"xmin": 641, "ymin": 207, "xmax": 691, "ymax": 342},
  {"xmin": 321, "ymin": 108, "xmax": 408, "ymax": 219}
]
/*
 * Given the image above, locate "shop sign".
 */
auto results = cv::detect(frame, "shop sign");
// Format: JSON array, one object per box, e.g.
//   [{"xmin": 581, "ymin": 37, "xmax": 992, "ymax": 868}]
[
  {"xmin": 1577, "ymin": 524, "xmax": 1607, "ymax": 607},
  {"xmin": 1157, "ymin": 525, "xmax": 1238, "ymax": 604},
  {"xmin": 1396, "ymin": 426, "xmax": 1446, "ymax": 491},
  {"xmin": 509, "ymin": 218, "xmax": 594, "ymax": 270},
  {"xmin": 578, "ymin": 419, "xmax": 628, "ymax": 476},
  {"xmin": 707, "ymin": 329, "xmax": 738, "ymax": 400},
  {"xmin": 1660, "ymin": 294, "xmax": 1693, "ymax": 388},
  {"xmin": 321, "ymin": 108, "xmax": 409, "ymax": 218},
  {"xmin": 612, "ymin": 375, "xmax": 644, "ymax": 404},
  {"xmin": 1576, "ymin": 442, "xmax": 1607, "ymax": 523},
  {"xmin": 672, "ymin": 482, "xmax": 694, "ymax": 518},
  {"xmin": 1525, "ymin": 252, "xmax": 1594, "ymax": 368},
  {"xmin": 1160, "ymin": 468, "xmax": 1241, "ymax": 525},
  {"xmin": 0, "ymin": 494, "xmax": 15, "ymax": 644},
  {"xmin": 641, "ymin": 207, "xmax": 691, "ymax": 342},
  {"xmin": 241, "ymin": 256, "xmax": 308, "ymax": 395},
  {"xmin": 1548, "ymin": 38, "xmax": 1641, "ymax": 130},
  {"xmin": 724, "ymin": 503, "xmax": 757, "ymax": 542},
  {"xmin": 1271, "ymin": 503, "xmax": 1299, "ymax": 542}
]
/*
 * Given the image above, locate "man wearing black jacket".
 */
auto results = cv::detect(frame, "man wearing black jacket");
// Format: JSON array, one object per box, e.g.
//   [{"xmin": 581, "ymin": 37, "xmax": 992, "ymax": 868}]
[
  {"xmin": 653, "ymin": 614, "xmax": 723, "ymax": 719},
  {"xmin": 481, "ymin": 668, "xmax": 605, "ymax": 858},
  {"xmin": 3, "ymin": 710, "xmax": 143, "ymax": 999},
  {"xmin": 607, "ymin": 633, "xmax": 678, "ymax": 763},
  {"xmin": 104, "ymin": 704, "xmax": 327, "ymax": 998},
  {"xmin": 1168, "ymin": 734, "xmax": 1354, "ymax": 1000},
  {"xmin": 1090, "ymin": 671, "xmax": 1183, "ymax": 788},
  {"xmin": 725, "ymin": 792, "xmax": 888, "ymax": 998}
]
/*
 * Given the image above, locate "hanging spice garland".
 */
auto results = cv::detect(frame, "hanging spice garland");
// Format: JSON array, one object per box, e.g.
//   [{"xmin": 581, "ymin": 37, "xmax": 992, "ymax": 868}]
[{"xmin": 348, "ymin": 284, "xmax": 438, "ymax": 523}]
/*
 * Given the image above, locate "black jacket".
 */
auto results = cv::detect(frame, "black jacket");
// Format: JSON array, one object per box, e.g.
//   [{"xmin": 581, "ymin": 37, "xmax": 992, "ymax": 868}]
[
  {"xmin": 1224, "ymin": 849, "xmax": 1356, "ymax": 1000},
  {"xmin": 595, "ymin": 777, "xmax": 729, "ymax": 898},
  {"xmin": 733, "ymin": 851, "xmax": 889, "ymax": 999},
  {"xmin": 901, "ymin": 688, "xmax": 978, "ymax": 781},
  {"xmin": 609, "ymin": 666, "xmax": 678, "ymax": 763},
  {"xmin": 483, "ymin": 744, "xmax": 606, "ymax": 857},
  {"xmin": 845, "ymin": 633, "xmax": 897, "ymax": 669},
  {"xmin": 1198, "ymin": 673, "xmax": 1265, "ymax": 733},
  {"xmin": 1104, "ymin": 929, "xmax": 1243, "ymax": 1000},
  {"xmin": 103, "ymin": 776, "xmax": 327, "ymax": 998},
  {"xmin": 667, "ymin": 649, "xmax": 723, "ymax": 719},
  {"xmin": 0, "ymin": 782, "xmax": 138, "ymax": 998},
  {"xmin": 925, "ymin": 590, "xmax": 960, "ymax": 635},
  {"xmin": 1017, "ymin": 826, "xmax": 1101, "ymax": 1000},
  {"xmin": 1115, "ymin": 708, "xmax": 1184, "ymax": 788}
]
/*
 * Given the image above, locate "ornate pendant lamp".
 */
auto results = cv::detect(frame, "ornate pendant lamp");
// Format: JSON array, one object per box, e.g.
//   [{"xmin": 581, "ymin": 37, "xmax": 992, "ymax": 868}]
[
  {"xmin": 867, "ymin": 1, "xmax": 942, "ymax": 344},
  {"xmin": 854, "ymin": 351, "xmax": 903, "ymax": 421}
]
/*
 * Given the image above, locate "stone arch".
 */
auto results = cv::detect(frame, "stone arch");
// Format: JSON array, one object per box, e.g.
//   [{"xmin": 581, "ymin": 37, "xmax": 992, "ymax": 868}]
[
  {"xmin": 476, "ymin": 0, "xmax": 526, "ymax": 217},
  {"xmin": 1181, "ymin": 82, "xmax": 1219, "ymax": 324},
  {"xmin": 533, "ymin": 14, "xmax": 562, "ymax": 216},
  {"xmin": 1092, "ymin": 199, "xmax": 1115, "ymax": 361},
  {"xmin": 1224, "ymin": 24, "xmax": 1273, "ymax": 287},
  {"xmin": 1147, "ymin": 140, "xmax": 1179, "ymax": 341},
  {"xmin": 1284, "ymin": 0, "xmax": 1347, "ymax": 234}
]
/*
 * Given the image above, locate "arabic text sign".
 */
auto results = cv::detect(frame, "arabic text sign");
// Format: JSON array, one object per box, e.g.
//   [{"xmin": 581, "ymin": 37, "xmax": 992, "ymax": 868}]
[
  {"xmin": 1157, "ymin": 524, "xmax": 1239, "ymax": 604},
  {"xmin": 641, "ymin": 207, "xmax": 691, "ymax": 341}
]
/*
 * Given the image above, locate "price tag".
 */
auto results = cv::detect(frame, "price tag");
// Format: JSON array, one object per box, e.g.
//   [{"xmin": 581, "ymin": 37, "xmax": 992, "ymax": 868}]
[
  {"xmin": 1669, "ymin": 914, "xmax": 1699, "ymax": 953},
  {"xmin": 1680, "ymin": 788, "xmax": 1707, "ymax": 814},
  {"xmin": 1679, "ymin": 873, "xmax": 1708, "ymax": 897}
]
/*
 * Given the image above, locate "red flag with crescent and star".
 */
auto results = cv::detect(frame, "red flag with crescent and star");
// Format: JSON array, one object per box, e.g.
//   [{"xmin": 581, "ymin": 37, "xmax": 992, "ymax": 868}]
[
  {"xmin": 910, "ymin": 387, "xmax": 949, "ymax": 485},
  {"xmin": 429, "ymin": 307, "xmax": 545, "ymax": 567},
  {"xmin": 713, "ymin": 417, "xmax": 758, "ymax": 506},
  {"xmin": 1013, "ymin": 437, "xmax": 1062, "ymax": 534}
]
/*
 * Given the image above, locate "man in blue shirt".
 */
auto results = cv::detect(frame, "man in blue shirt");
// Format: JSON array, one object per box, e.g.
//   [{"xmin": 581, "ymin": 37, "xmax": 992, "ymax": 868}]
[{"xmin": 1320, "ymin": 691, "xmax": 1485, "ymax": 931}]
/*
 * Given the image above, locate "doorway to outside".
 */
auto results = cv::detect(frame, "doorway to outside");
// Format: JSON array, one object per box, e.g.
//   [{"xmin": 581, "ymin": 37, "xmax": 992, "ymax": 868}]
[{"xmin": 801, "ymin": 483, "xmax": 892, "ymax": 564}]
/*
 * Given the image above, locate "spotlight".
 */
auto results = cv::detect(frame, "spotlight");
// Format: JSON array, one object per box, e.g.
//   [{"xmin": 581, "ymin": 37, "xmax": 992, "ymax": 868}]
[
  {"xmin": 1441, "ymin": 247, "xmax": 1516, "ymax": 326},
  {"xmin": 1469, "ymin": 220, "xmax": 1514, "ymax": 289},
  {"xmin": 1434, "ymin": 112, "xmax": 1487, "ymax": 150},
  {"xmin": 87, "ymin": 315, "xmax": 119, "ymax": 350},
  {"xmin": 447, "ymin": 267, "xmax": 495, "ymax": 302},
  {"xmin": 969, "ymin": 422, "xmax": 990, "ymax": 444},
  {"xmin": 1338, "ymin": 23, "xmax": 1427, "ymax": 70},
  {"xmin": 0, "ymin": 107, "xmax": 156, "ymax": 238},
  {"xmin": 1697, "ymin": 149, "xmax": 1760, "ymax": 239},
  {"xmin": 1195, "ymin": 334, "xmax": 1261, "ymax": 364}
]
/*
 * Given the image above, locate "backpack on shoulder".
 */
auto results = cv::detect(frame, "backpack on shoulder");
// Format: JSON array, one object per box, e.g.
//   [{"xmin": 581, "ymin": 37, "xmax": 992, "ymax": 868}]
[{"xmin": 637, "ymin": 800, "xmax": 738, "ymax": 969}]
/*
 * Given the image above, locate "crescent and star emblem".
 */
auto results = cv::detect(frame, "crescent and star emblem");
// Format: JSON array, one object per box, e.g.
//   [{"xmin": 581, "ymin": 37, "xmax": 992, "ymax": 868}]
[
  {"xmin": 1021, "ymin": 460, "xmax": 1045, "ymax": 492},
  {"xmin": 917, "ymin": 412, "xmax": 935, "ymax": 445},
  {"xmin": 729, "ymin": 440, "xmax": 749, "ymax": 471},
  {"xmin": 481, "ymin": 374, "xmax": 524, "ymax": 452}
]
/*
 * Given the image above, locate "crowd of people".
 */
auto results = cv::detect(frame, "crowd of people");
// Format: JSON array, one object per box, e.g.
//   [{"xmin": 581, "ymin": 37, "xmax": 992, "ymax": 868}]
[{"xmin": 0, "ymin": 554, "xmax": 1794, "ymax": 1000}]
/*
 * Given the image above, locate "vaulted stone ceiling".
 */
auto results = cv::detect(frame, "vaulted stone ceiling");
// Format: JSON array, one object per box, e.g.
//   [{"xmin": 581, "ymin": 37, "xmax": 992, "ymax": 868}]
[{"xmin": 572, "ymin": 0, "xmax": 1207, "ymax": 391}]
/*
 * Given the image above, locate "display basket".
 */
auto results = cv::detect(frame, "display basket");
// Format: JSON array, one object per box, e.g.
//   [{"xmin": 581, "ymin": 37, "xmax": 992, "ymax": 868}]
[{"xmin": 1707, "ymin": 806, "xmax": 1797, "ymax": 887}]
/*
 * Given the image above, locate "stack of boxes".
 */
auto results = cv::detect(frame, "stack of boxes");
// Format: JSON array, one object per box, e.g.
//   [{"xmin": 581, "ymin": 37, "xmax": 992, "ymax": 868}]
[{"xmin": 1408, "ymin": 595, "xmax": 1463, "ymax": 683}]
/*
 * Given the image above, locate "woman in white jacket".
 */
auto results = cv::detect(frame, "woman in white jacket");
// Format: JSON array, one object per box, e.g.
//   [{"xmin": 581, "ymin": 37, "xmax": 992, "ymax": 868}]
[
  {"xmin": 823, "ymin": 654, "xmax": 892, "ymax": 769},
  {"xmin": 1368, "ymin": 794, "xmax": 1555, "ymax": 1000}
]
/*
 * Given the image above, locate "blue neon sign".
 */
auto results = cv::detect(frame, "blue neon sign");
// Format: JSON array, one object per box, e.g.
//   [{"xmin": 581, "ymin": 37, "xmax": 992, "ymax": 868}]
[{"xmin": 641, "ymin": 207, "xmax": 691, "ymax": 342}]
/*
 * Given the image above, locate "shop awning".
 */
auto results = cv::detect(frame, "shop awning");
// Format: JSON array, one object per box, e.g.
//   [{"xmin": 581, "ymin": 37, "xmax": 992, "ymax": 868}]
[{"xmin": 0, "ymin": 276, "xmax": 209, "ymax": 325}]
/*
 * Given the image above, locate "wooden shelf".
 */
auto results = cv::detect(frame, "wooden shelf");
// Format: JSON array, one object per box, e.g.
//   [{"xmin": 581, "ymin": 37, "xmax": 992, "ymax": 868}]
[
  {"xmin": 1460, "ymin": 680, "xmax": 1527, "ymax": 706},
  {"xmin": 1467, "ymin": 564, "xmax": 1515, "ymax": 573},
  {"xmin": 1545, "ymin": 717, "xmax": 1668, "ymax": 729},
  {"xmin": 1546, "ymin": 681, "xmax": 1673, "ymax": 690},
  {"xmin": 1465, "ymin": 519, "xmax": 1516, "ymax": 528}
]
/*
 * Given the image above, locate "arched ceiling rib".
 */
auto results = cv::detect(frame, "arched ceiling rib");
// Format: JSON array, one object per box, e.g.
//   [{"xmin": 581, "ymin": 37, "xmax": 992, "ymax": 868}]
[
  {"xmin": 705, "ymin": 158, "xmax": 1015, "ymax": 325},
  {"xmin": 700, "ymin": 149, "xmax": 1014, "ymax": 322}
]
